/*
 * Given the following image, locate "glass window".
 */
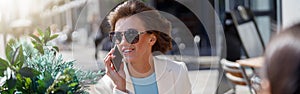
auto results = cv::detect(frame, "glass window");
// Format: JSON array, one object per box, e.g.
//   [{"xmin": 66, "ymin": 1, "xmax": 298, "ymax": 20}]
[
  {"xmin": 255, "ymin": 16, "xmax": 271, "ymax": 45},
  {"xmin": 251, "ymin": 0, "xmax": 271, "ymax": 11}
]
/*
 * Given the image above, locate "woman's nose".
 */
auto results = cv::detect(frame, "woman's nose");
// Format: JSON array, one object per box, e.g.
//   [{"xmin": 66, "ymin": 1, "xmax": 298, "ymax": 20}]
[{"xmin": 119, "ymin": 35, "xmax": 129, "ymax": 45}]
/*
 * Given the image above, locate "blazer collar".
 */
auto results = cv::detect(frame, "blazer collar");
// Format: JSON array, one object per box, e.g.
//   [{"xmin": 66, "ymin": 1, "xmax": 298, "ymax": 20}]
[{"xmin": 123, "ymin": 55, "xmax": 173, "ymax": 94}]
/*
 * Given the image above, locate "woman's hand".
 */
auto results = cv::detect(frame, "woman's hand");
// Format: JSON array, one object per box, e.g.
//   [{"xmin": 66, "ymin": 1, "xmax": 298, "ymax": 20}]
[{"xmin": 104, "ymin": 49, "xmax": 126, "ymax": 92}]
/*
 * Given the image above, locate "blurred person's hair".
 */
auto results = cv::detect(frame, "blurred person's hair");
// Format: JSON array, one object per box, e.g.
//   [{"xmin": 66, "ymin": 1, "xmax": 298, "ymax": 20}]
[
  {"xmin": 107, "ymin": 0, "xmax": 172, "ymax": 54},
  {"xmin": 263, "ymin": 23, "xmax": 300, "ymax": 94}
]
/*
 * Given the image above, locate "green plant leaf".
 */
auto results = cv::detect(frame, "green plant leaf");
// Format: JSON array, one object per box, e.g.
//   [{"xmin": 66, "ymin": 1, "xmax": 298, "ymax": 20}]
[
  {"xmin": 29, "ymin": 34, "xmax": 42, "ymax": 44},
  {"xmin": 44, "ymin": 72, "xmax": 54, "ymax": 86},
  {"xmin": 0, "ymin": 58, "xmax": 9, "ymax": 68},
  {"xmin": 44, "ymin": 27, "xmax": 51, "ymax": 44},
  {"xmin": 68, "ymin": 82, "xmax": 78, "ymax": 87},
  {"xmin": 49, "ymin": 34, "xmax": 59, "ymax": 41},
  {"xmin": 37, "ymin": 28, "xmax": 44, "ymax": 36},
  {"xmin": 19, "ymin": 67, "xmax": 41, "ymax": 78},
  {"xmin": 0, "ymin": 58, "xmax": 9, "ymax": 76},
  {"xmin": 37, "ymin": 72, "xmax": 54, "ymax": 93},
  {"xmin": 15, "ymin": 46, "xmax": 24, "ymax": 68},
  {"xmin": 10, "ymin": 46, "xmax": 20, "ymax": 65},
  {"xmin": 53, "ymin": 46, "xmax": 59, "ymax": 52},
  {"xmin": 15, "ymin": 74, "xmax": 26, "ymax": 91},
  {"xmin": 5, "ymin": 39, "xmax": 15, "ymax": 63},
  {"xmin": 31, "ymin": 40, "xmax": 37, "ymax": 45},
  {"xmin": 46, "ymin": 27, "xmax": 51, "ymax": 35},
  {"xmin": 7, "ymin": 39, "xmax": 16, "ymax": 46},
  {"xmin": 24, "ymin": 78, "xmax": 32, "ymax": 89},
  {"xmin": 14, "ymin": 61, "xmax": 21, "ymax": 70},
  {"xmin": 34, "ymin": 43, "xmax": 44, "ymax": 55},
  {"xmin": 37, "ymin": 79, "xmax": 46, "ymax": 93},
  {"xmin": 5, "ymin": 47, "xmax": 13, "ymax": 63}
]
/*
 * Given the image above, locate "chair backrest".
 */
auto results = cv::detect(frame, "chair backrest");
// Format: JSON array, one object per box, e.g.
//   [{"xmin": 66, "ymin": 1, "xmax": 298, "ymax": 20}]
[
  {"xmin": 220, "ymin": 59, "xmax": 251, "ymax": 86},
  {"xmin": 230, "ymin": 6, "xmax": 265, "ymax": 58}
]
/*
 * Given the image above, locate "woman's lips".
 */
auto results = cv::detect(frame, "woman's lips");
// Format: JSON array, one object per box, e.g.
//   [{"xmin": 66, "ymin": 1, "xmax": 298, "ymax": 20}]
[{"xmin": 122, "ymin": 48, "xmax": 135, "ymax": 55}]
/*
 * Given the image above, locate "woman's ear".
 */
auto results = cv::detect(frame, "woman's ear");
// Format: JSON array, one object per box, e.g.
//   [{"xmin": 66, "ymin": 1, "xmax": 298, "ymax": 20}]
[{"xmin": 149, "ymin": 35, "xmax": 157, "ymax": 46}]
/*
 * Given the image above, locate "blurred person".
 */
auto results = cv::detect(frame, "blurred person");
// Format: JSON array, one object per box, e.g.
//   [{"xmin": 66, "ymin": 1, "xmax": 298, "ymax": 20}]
[
  {"xmin": 94, "ymin": 17, "xmax": 111, "ymax": 59},
  {"xmin": 92, "ymin": 0, "xmax": 191, "ymax": 94},
  {"xmin": 260, "ymin": 23, "xmax": 300, "ymax": 94}
]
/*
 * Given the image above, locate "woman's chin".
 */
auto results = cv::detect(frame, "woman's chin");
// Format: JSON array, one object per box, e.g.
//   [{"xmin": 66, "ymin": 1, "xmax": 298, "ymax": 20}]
[{"xmin": 123, "ymin": 57, "xmax": 134, "ymax": 63}]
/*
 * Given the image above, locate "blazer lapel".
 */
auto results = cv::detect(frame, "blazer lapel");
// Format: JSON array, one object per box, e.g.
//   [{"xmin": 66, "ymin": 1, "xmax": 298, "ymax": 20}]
[
  {"xmin": 123, "ymin": 62, "xmax": 135, "ymax": 93},
  {"xmin": 122, "ymin": 56, "xmax": 175, "ymax": 94},
  {"xmin": 154, "ymin": 56, "xmax": 175, "ymax": 94}
]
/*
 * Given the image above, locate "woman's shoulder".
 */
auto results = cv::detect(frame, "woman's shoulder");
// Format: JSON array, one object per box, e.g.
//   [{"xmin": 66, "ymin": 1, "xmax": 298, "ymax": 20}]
[{"xmin": 92, "ymin": 75, "xmax": 114, "ymax": 93}]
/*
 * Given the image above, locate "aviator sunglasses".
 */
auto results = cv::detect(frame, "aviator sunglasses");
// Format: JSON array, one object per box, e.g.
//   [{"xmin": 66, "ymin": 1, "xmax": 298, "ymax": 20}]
[{"xmin": 109, "ymin": 28, "xmax": 150, "ymax": 44}]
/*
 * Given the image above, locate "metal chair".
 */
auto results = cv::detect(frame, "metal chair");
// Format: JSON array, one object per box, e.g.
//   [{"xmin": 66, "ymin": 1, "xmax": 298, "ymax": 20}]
[{"xmin": 220, "ymin": 59, "xmax": 256, "ymax": 94}]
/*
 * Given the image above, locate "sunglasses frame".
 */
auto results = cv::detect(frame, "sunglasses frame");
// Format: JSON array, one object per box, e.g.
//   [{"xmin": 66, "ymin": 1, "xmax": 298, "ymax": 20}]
[{"xmin": 109, "ymin": 29, "xmax": 149, "ymax": 44}]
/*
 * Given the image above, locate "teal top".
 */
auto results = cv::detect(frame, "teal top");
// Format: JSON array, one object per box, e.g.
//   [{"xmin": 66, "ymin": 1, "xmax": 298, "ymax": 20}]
[{"xmin": 130, "ymin": 73, "xmax": 159, "ymax": 94}]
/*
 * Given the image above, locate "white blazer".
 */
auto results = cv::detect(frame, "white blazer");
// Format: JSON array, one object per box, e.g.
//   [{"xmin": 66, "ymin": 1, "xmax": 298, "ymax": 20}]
[{"xmin": 91, "ymin": 56, "xmax": 192, "ymax": 94}]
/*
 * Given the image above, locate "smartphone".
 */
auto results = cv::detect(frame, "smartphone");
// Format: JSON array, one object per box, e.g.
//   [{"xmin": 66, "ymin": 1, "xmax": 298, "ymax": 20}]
[{"xmin": 111, "ymin": 46, "xmax": 123, "ymax": 71}]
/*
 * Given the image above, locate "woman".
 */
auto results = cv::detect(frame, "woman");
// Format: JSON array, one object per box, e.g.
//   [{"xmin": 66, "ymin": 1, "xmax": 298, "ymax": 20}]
[
  {"xmin": 92, "ymin": 1, "xmax": 191, "ymax": 94},
  {"xmin": 260, "ymin": 23, "xmax": 300, "ymax": 94}
]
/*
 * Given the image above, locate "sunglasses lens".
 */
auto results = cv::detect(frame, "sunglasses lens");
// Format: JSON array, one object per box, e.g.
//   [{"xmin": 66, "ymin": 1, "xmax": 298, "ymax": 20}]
[
  {"xmin": 110, "ymin": 29, "xmax": 145, "ymax": 44},
  {"xmin": 110, "ymin": 32, "xmax": 122, "ymax": 44},
  {"xmin": 115, "ymin": 32, "xmax": 122, "ymax": 43},
  {"xmin": 125, "ymin": 29, "xmax": 139, "ymax": 44}
]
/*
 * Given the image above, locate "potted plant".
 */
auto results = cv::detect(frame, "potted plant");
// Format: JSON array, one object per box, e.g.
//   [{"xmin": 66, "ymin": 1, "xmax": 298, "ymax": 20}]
[{"xmin": 0, "ymin": 27, "xmax": 102, "ymax": 94}]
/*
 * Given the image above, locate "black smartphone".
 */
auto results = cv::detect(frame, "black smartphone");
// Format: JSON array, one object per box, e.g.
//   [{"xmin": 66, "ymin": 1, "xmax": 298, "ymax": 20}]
[{"xmin": 111, "ymin": 46, "xmax": 123, "ymax": 71}]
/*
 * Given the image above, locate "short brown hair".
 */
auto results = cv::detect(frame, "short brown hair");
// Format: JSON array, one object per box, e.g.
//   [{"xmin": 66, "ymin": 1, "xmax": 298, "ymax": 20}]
[{"xmin": 107, "ymin": 0, "xmax": 172, "ymax": 53}]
